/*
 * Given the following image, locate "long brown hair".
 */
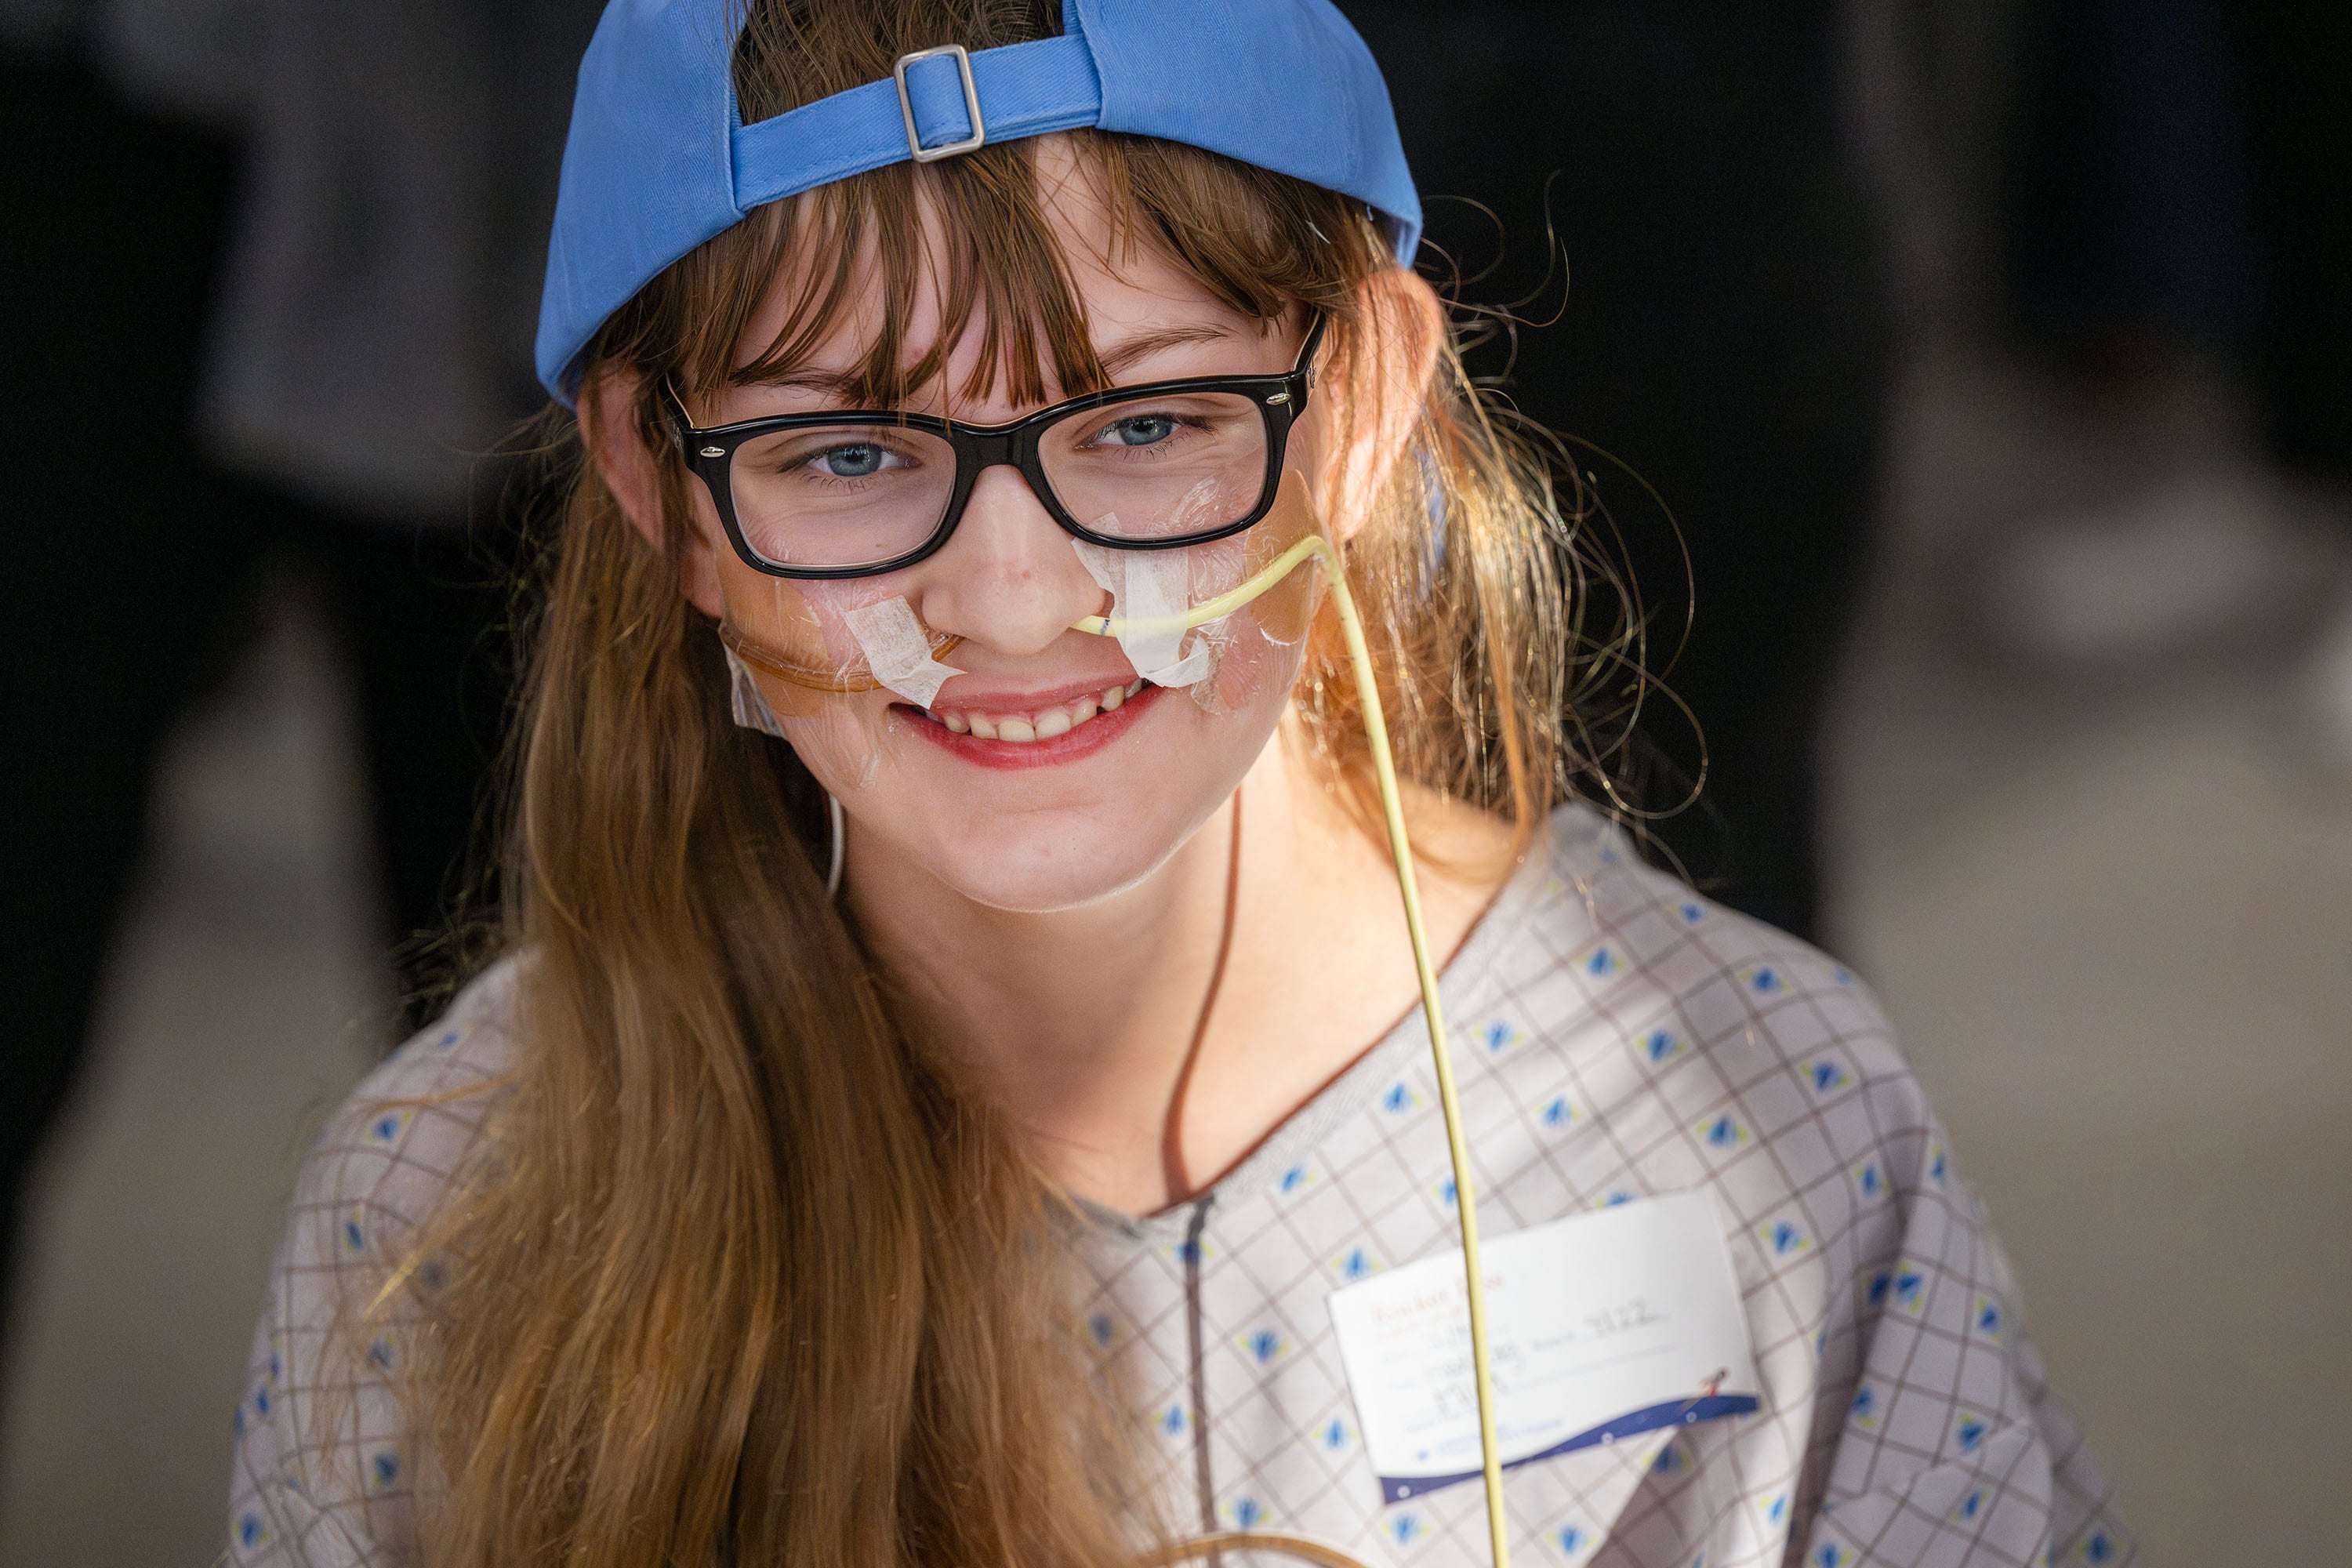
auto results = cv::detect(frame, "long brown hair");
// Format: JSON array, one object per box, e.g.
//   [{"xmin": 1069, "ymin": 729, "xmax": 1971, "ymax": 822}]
[{"xmin": 382, "ymin": 3, "xmax": 1591, "ymax": 1564}]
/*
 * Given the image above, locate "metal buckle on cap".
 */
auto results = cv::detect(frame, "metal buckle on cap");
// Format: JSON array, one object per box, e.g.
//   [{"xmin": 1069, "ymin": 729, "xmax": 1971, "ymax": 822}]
[{"xmin": 894, "ymin": 45, "xmax": 985, "ymax": 163}]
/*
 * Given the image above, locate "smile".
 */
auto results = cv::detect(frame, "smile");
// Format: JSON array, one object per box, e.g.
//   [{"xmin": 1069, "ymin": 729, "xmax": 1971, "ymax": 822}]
[{"xmin": 925, "ymin": 680, "xmax": 1146, "ymax": 744}]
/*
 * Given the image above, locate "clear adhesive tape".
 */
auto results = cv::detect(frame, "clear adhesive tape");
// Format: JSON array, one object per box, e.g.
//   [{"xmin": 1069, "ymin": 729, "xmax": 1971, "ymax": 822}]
[
  {"xmin": 843, "ymin": 597, "xmax": 966, "ymax": 706},
  {"xmin": 721, "ymin": 640, "xmax": 792, "ymax": 739},
  {"xmin": 1070, "ymin": 538, "xmax": 1215, "ymax": 688}
]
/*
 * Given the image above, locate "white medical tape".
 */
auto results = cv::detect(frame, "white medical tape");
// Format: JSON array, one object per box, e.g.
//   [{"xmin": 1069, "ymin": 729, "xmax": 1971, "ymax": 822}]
[
  {"xmin": 723, "ymin": 642, "xmax": 790, "ymax": 739},
  {"xmin": 1071, "ymin": 532, "xmax": 1220, "ymax": 688},
  {"xmin": 844, "ymin": 595, "xmax": 965, "ymax": 707}
]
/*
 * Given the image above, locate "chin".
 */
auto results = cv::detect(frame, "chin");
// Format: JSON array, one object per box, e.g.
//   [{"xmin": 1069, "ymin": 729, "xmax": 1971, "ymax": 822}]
[{"xmin": 906, "ymin": 793, "xmax": 1214, "ymax": 913}]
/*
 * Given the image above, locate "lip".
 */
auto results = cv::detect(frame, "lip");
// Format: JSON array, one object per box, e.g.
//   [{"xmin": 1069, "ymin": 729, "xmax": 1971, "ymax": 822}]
[
  {"xmin": 901, "ymin": 681, "xmax": 1163, "ymax": 769},
  {"xmin": 927, "ymin": 673, "xmax": 1137, "ymax": 713}
]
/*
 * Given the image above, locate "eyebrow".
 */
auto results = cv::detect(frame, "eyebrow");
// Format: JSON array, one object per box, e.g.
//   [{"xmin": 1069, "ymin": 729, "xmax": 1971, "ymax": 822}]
[
  {"xmin": 1094, "ymin": 323, "xmax": 1238, "ymax": 379},
  {"xmin": 749, "ymin": 366, "xmax": 870, "ymax": 400},
  {"xmin": 742, "ymin": 323, "xmax": 1243, "ymax": 404}
]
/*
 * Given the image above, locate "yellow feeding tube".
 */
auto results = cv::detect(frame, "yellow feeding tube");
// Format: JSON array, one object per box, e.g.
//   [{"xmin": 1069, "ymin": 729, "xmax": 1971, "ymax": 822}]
[{"xmin": 1074, "ymin": 532, "xmax": 1512, "ymax": 1568}]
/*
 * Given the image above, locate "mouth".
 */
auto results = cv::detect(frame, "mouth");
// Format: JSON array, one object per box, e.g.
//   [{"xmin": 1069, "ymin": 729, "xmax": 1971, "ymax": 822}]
[
  {"xmin": 902, "ymin": 678, "xmax": 1157, "ymax": 768},
  {"xmin": 932, "ymin": 678, "xmax": 1145, "ymax": 742}
]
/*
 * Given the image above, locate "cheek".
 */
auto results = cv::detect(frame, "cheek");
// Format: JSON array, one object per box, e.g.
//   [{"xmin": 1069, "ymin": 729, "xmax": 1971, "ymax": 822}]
[
  {"xmin": 713, "ymin": 564, "xmax": 890, "ymax": 681},
  {"xmin": 703, "ymin": 567, "xmax": 923, "ymax": 798},
  {"xmin": 1183, "ymin": 471, "xmax": 1323, "ymax": 717},
  {"xmin": 716, "ymin": 556, "xmax": 965, "ymax": 726},
  {"xmin": 1197, "ymin": 613, "xmax": 1307, "ymax": 720},
  {"xmin": 773, "ymin": 696, "xmax": 902, "ymax": 797}
]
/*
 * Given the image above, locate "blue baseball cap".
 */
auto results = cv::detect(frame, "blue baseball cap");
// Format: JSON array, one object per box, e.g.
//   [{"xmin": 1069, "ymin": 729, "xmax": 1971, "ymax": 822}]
[{"xmin": 535, "ymin": 0, "xmax": 1421, "ymax": 405}]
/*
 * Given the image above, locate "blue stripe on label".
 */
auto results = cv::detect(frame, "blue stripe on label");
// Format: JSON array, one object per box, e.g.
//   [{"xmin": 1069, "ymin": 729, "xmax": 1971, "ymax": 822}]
[{"xmin": 1375, "ymin": 1394, "xmax": 1761, "ymax": 1503}]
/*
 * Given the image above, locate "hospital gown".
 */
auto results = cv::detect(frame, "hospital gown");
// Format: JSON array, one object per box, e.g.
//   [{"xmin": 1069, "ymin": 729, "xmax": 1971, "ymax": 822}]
[{"xmin": 227, "ymin": 805, "xmax": 2134, "ymax": 1566}]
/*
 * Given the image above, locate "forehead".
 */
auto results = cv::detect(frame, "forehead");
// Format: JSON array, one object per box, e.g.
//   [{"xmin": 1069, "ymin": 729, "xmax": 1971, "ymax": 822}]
[{"xmin": 730, "ymin": 136, "xmax": 1265, "ymax": 410}]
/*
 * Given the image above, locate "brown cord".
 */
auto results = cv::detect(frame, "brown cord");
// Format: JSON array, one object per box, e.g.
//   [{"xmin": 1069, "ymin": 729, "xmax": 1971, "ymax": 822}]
[
  {"xmin": 1161, "ymin": 791, "xmax": 1243, "ymax": 1555},
  {"xmin": 1144, "ymin": 799, "xmax": 1381, "ymax": 1568},
  {"xmin": 1181, "ymin": 1198, "xmax": 1218, "ymax": 1548},
  {"xmin": 1132, "ymin": 1531, "xmax": 1374, "ymax": 1568},
  {"xmin": 1160, "ymin": 789, "xmax": 1243, "ymax": 1204}
]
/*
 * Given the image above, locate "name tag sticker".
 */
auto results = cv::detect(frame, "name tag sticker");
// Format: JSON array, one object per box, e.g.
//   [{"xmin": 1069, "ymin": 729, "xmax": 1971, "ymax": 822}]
[{"xmin": 1327, "ymin": 1191, "xmax": 1759, "ymax": 1503}]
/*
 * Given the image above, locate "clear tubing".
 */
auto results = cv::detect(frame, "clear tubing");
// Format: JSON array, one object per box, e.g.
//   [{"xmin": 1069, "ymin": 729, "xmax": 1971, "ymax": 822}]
[{"xmin": 1076, "ymin": 539, "xmax": 1514, "ymax": 1568}]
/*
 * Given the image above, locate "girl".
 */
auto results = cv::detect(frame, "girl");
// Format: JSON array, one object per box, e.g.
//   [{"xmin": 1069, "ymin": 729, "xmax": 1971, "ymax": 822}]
[{"xmin": 228, "ymin": 3, "xmax": 2132, "ymax": 1566}]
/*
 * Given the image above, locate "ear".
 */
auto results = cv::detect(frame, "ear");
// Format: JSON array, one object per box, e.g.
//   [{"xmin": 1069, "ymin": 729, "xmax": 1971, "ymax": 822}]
[
  {"xmin": 1319, "ymin": 267, "xmax": 1446, "ymax": 544},
  {"xmin": 579, "ymin": 365, "xmax": 728, "ymax": 619}
]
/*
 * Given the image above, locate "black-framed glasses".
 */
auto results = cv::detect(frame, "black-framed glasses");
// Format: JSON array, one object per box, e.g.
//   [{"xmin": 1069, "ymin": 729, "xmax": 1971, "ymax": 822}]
[{"xmin": 664, "ymin": 314, "xmax": 1325, "ymax": 579}]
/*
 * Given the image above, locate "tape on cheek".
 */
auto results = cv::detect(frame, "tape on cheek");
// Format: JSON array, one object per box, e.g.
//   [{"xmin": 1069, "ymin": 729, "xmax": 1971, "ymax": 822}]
[
  {"xmin": 722, "ymin": 641, "xmax": 793, "ymax": 739},
  {"xmin": 1069, "ymin": 533, "xmax": 1221, "ymax": 688},
  {"xmin": 1237, "ymin": 472, "xmax": 1324, "ymax": 647},
  {"xmin": 844, "ymin": 596, "xmax": 965, "ymax": 707}
]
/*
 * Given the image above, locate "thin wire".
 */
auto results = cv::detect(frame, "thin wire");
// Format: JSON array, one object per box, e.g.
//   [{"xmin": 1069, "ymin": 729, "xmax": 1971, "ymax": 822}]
[
  {"xmin": 825, "ymin": 793, "xmax": 846, "ymax": 899},
  {"xmin": 1135, "ymin": 1532, "xmax": 1372, "ymax": 1568},
  {"xmin": 1171, "ymin": 794, "xmax": 1243, "ymax": 1564},
  {"xmin": 1078, "ymin": 541, "xmax": 1512, "ymax": 1568},
  {"xmin": 1182, "ymin": 1198, "xmax": 1218, "ymax": 1554},
  {"xmin": 1163, "ymin": 791, "xmax": 1245, "ymax": 1203}
]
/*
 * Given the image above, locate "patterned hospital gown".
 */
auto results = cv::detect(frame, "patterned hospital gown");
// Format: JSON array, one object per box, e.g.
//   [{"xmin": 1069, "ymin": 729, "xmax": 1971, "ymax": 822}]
[{"xmin": 228, "ymin": 804, "xmax": 2134, "ymax": 1566}]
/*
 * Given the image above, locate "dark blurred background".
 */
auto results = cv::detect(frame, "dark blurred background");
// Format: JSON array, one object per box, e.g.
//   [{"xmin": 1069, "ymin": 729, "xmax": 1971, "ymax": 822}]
[{"xmin": 3, "ymin": 2, "xmax": 2347, "ymax": 1563}]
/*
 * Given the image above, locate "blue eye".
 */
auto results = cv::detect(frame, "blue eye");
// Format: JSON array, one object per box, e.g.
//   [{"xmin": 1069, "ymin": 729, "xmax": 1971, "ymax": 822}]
[
  {"xmin": 1100, "ymin": 413, "xmax": 1178, "ymax": 448},
  {"xmin": 814, "ymin": 442, "xmax": 889, "ymax": 477}
]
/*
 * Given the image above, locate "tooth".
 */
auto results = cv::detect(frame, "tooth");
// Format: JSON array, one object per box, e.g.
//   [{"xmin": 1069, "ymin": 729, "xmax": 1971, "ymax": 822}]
[
  {"xmin": 1124, "ymin": 679, "xmax": 1143, "ymax": 698},
  {"xmin": 996, "ymin": 717, "xmax": 1037, "ymax": 743},
  {"xmin": 1034, "ymin": 708, "xmax": 1073, "ymax": 740},
  {"xmin": 1100, "ymin": 684, "xmax": 1124, "ymax": 712},
  {"xmin": 967, "ymin": 713, "xmax": 1000, "ymax": 740},
  {"xmin": 1069, "ymin": 697, "xmax": 1098, "ymax": 724},
  {"xmin": 940, "ymin": 712, "xmax": 969, "ymax": 735}
]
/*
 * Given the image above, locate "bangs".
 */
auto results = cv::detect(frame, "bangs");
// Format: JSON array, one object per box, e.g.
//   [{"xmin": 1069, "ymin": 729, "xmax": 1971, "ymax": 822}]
[
  {"xmin": 718, "ymin": 139, "xmax": 1120, "ymax": 413},
  {"xmin": 628, "ymin": 129, "xmax": 1385, "ymax": 419}
]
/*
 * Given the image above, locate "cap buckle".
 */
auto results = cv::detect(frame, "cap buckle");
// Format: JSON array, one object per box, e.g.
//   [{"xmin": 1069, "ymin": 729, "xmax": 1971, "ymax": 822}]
[{"xmin": 894, "ymin": 45, "xmax": 986, "ymax": 163}]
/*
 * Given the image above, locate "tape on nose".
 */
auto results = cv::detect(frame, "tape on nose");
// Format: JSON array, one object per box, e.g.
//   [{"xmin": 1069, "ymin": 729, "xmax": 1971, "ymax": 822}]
[
  {"xmin": 1071, "ymin": 539, "xmax": 1214, "ymax": 686},
  {"xmin": 843, "ymin": 597, "xmax": 964, "ymax": 706},
  {"xmin": 1069, "ymin": 471, "xmax": 1327, "ymax": 656}
]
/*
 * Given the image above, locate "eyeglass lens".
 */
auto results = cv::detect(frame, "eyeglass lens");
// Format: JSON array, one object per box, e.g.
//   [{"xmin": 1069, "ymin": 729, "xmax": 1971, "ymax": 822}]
[{"xmin": 728, "ymin": 390, "xmax": 1271, "ymax": 570}]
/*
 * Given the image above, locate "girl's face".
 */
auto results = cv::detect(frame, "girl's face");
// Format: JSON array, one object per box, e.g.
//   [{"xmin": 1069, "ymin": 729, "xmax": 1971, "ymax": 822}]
[{"xmin": 644, "ymin": 151, "xmax": 1353, "ymax": 913}]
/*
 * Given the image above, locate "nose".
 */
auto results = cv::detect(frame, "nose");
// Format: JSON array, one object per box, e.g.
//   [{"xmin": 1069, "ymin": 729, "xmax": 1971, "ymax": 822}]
[{"xmin": 910, "ymin": 463, "xmax": 1106, "ymax": 659}]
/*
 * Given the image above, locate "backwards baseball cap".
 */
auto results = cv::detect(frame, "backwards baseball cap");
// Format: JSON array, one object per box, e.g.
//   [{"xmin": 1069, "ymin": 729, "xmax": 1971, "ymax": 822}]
[{"xmin": 535, "ymin": 0, "xmax": 1421, "ymax": 405}]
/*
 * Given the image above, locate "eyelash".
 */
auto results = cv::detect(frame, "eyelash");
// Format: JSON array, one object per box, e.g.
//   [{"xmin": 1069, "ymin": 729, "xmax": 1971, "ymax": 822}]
[
  {"xmin": 1083, "ymin": 412, "xmax": 1210, "ymax": 452},
  {"xmin": 788, "ymin": 444, "xmax": 918, "ymax": 488}
]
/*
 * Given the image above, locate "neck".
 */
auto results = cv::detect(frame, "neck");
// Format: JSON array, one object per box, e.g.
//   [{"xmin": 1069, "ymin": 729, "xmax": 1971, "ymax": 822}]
[
  {"xmin": 844, "ymin": 721, "xmax": 1523, "ymax": 1215},
  {"xmin": 843, "ymin": 726, "xmax": 1315, "ymax": 1211}
]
